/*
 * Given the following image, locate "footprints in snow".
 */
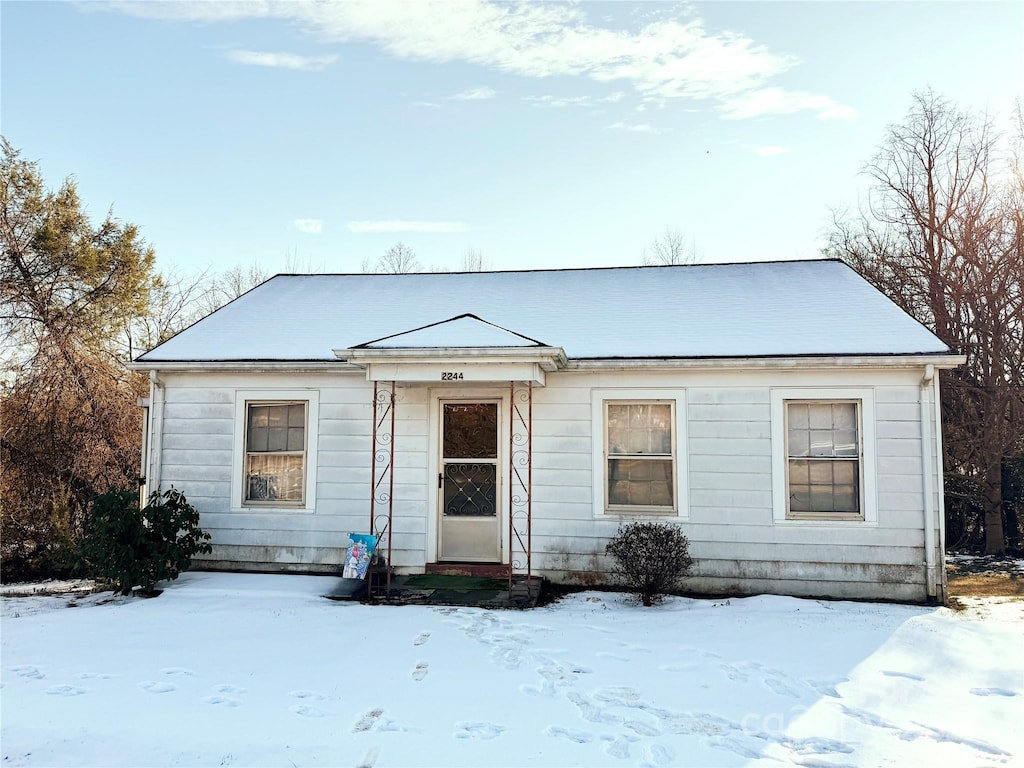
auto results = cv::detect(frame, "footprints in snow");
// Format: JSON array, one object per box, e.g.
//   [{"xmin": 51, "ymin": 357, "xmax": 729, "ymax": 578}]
[
  {"xmin": 45, "ymin": 684, "xmax": 86, "ymax": 696},
  {"xmin": 882, "ymin": 669, "xmax": 925, "ymax": 681},
  {"xmin": 351, "ymin": 708, "xmax": 410, "ymax": 733},
  {"xmin": 411, "ymin": 661, "xmax": 429, "ymax": 681},
  {"xmin": 11, "ymin": 665, "xmax": 45, "ymax": 679},
  {"xmin": 454, "ymin": 721, "xmax": 505, "ymax": 740},
  {"xmin": 969, "ymin": 686, "xmax": 1019, "ymax": 697},
  {"xmin": 139, "ymin": 681, "xmax": 177, "ymax": 693}
]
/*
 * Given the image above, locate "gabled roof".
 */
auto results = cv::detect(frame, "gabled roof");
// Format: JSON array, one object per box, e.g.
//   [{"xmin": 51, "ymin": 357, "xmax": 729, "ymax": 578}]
[
  {"xmin": 136, "ymin": 260, "xmax": 954, "ymax": 363},
  {"xmin": 354, "ymin": 314, "xmax": 546, "ymax": 349}
]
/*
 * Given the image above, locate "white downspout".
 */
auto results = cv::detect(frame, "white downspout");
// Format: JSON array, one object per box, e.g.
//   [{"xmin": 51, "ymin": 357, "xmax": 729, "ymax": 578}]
[
  {"xmin": 932, "ymin": 371, "xmax": 948, "ymax": 603},
  {"xmin": 920, "ymin": 364, "xmax": 937, "ymax": 600},
  {"xmin": 149, "ymin": 370, "xmax": 165, "ymax": 496}
]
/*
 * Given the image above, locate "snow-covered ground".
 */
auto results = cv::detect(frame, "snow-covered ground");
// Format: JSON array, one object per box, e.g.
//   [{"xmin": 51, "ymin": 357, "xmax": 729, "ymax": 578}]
[{"xmin": 2, "ymin": 572, "xmax": 1021, "ymax": 767}]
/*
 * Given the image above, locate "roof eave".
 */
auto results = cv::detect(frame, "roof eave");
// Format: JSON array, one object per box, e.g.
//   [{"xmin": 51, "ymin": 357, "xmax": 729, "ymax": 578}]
[
  {"xmin": 569, "ymin": 353, "xmax": 966, "ymax": 370},
  {"xmin": 337, "ymin": 345, "xmax": 569, "ymax": 372}
]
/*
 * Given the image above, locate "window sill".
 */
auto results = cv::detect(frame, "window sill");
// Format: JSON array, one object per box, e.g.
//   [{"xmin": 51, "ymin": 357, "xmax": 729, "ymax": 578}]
[
  {"xmin": 602, "ymin": 507, "xmax": 683, "ymax": 519},
  {"xmin": 233, "ymin": 504, "xmax": 315, "ymax": 514},
  {"xmin": 777, "ymin": 514, "xmax": 872, "ymax": 526}
]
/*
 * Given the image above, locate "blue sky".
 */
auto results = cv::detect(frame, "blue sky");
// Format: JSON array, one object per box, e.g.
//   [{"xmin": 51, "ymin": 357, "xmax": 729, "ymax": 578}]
[{"xmin": 3, "ymin": 1, "xmax": 1021, "ymax": 275}]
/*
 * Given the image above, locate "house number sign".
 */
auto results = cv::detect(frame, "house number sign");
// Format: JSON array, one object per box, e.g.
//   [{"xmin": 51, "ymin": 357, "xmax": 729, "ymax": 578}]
[{"xmin": 440, "ymin": 371, "xmax": 465, "ymax": 381}]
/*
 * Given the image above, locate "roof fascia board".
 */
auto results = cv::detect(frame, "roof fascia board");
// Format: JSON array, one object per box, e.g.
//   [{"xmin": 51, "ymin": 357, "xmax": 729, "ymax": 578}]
[
  {"xmin": 338, "ymin": 346, "xmax": 568, "ymax": 371},
  {"xmin": 129, "ymin": 361, "xmax": 363, "ymax": 373},
  {"xmin": 569, "ymin": 354, "xmax": 966, "ymax": 371}
]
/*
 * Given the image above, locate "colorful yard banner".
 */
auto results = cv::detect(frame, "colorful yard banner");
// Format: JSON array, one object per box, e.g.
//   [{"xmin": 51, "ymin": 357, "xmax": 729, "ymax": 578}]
[{"xmin": 342, "ymin": 534, "xmax": 378, "ymax": 580}]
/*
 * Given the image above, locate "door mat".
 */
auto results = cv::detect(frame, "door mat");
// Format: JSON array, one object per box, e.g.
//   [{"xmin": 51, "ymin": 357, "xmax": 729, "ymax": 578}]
[{"xmin": 402, "ymin": 574, "xmax": 508, "ymax": 591}]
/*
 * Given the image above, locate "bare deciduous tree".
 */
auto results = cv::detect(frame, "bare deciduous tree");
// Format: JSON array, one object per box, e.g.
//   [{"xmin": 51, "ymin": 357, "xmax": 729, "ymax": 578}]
[
  {"xmin": 363, "ymin": 242, "xmax": 421, "ymax": 274},
  {"xmin": 641, "ymin": 227, "xmax": 698, "ymax": 266},
  {"xmin": 201, "ymin": 263, "xmax": 271, "ymax": 313},
  {"xmin": 461, "ymin": 247, "xmax": 491, "ymax": 272},
  {"xmin": 827, "ymin": 90, "xmax": 1023, "ymax": 554}
]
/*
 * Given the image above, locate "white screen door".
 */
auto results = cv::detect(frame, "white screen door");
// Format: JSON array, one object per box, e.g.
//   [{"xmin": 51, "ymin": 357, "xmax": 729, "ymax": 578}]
[{"xmin": 438, "ymin": 402, "xmax": 501, "ymax": 562}]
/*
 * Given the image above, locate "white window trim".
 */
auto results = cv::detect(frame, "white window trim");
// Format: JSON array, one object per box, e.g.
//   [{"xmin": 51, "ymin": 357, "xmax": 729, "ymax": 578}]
[
  {"xmin": 232, "ymin": 389, "xmax": 319, "ymax": 513},
  {"xmin": 592, "ymin": 388, "xmax": 689, "ymax": 520},
  {"xmin": 770, "ymin": 387, "xmax": 877, "ymax": 525}
]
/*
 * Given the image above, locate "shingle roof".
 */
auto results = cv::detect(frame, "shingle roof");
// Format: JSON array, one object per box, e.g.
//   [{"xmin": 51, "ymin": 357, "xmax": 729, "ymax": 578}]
[{"xmin": 136, "ymin": 260, "xmax": 952, "ymax": 362}]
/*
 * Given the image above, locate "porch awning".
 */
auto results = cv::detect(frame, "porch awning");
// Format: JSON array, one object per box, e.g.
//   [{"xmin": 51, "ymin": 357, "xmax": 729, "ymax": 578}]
[{"xmin": 334, "ymin": 314, "xmax": 566, "ymax": 385}]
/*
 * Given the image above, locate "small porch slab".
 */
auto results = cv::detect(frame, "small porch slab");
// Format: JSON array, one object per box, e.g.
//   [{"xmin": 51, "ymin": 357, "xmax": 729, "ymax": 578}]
[{"xmin": 324, "ymin": 573, "xmax": 543, "ymax": 609}]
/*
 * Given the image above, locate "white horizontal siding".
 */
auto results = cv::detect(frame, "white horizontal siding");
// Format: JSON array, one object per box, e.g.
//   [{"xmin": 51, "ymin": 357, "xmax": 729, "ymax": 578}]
[{"xmin": 157, "ymin": 367, "xmax": 938, "ymax": 600}]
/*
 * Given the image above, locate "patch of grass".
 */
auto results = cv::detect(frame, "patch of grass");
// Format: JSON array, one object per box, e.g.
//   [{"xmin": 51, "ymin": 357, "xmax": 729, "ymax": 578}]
[{"xmin": 947, "ymin": 572, "xmax": 1024, "ymax": 598}]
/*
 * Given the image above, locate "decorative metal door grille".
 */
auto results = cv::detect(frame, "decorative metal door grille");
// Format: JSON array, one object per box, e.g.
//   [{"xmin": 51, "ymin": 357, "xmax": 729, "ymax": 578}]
[{"xmin": 443, "ymin": 463, "xmax": 497, "ymax": 516}]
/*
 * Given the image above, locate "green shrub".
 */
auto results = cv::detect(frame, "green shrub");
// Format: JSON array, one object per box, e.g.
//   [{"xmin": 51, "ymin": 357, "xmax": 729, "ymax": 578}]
[
  {"xmin": 82, "ymin": 488, "xmax": 212, "ymax": 595},
  {"xmin": 605, "ymin": 521, "xmax": 694, "ymax": 606}
]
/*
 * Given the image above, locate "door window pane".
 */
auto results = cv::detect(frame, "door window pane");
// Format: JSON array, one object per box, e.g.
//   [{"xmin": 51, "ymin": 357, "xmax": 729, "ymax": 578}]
[{"xmin": 443, "ymin": 403, "xmax": 498, "ymax": 459}]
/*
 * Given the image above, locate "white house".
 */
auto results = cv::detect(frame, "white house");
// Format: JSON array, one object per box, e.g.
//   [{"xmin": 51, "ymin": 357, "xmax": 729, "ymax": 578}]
[{"xmin": 132, "ymin": 260, "xmax": 963, "ymax": 602}]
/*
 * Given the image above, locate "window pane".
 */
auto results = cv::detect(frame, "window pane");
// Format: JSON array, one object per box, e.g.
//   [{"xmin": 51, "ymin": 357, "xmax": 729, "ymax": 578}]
[
  {"xmin": 788, "ymin": 458, "xmax": 859, "ymax": 515},
  {"xmin": 267, "ymin": 426, "xmax": 288, "ymax": 452},
  {"xmin": 809, "ymin": 430, "xmax": 835, "ymax": 457},
  {"xmin": 247, "ymin": 427, "xmax": 268, "ymax": 452},
  {"xmin": 267, "ymin": 406, "xmax": 287, "ymax": 429},
  {"xmin": 607, "ymin": 402, "xmax": 671, "ymax": 457},
  {"xmin": 608, "ymin": 458, "xmax": 673, "ymax": 508},
  {"xmin": 627, "ymin": 430, "xmax": 649, "ymax": 454},
  {"xmin": 789, "ymin": 404, "xmax": 809, "ymax": 430},
  {"xmin": 788, "ymin": 431, "xmax": 809, "ymax": 458},
  {"xmin": 808, "ymin": 404, "xmax": 833, "ymax": 429},
  {"xmin": 790, "ymin": 484, "xmax": 812, "ymax": 512},
  {"xmin": 248, "ymin": 405, "xmax": 269, "ymax": 429},
  {"xmin": 832, "ymin": 403, "xmax": 856, "ymax": 430},
  {"xmin": 246, "ymin": 454, "xmax": 304, "ymax": 502},
  {"xmin": 248, "ymin": 404, "xmax": 306, "ymax": 453},
  {"xmin": 443, "ymin": 403, "xmax": 498, "ymax": 459},
  {"xmin": 607, "ymin": 405, "xmax": 628, "ymax": 454},
  {"xmin": 833, "ymin": 484, "xmax": 859, "ymax": 513},
  {"xmin": 834, "ymin": 430, "xmax": 858, "ymax": 457},
  {"xmin": 809, "ymin": 485, "xmax": 835, "ymax": 513},
  {"xmin": 808, "ymin": 460, "xmax": 833, "ymax": 485},
  {"xmin": 833, "ymin": 460, "xmax": 857, "ymax": 485}
]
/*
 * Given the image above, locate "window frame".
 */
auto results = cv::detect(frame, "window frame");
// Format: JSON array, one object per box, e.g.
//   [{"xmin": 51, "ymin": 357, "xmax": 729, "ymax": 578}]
[
  {"xmin": 770, "ymin": 388, "xmax": 877, "ymax": 525},
  {"xmin": 232, "ymin": 389, "xmax": 319, "ymax": 513},
  {"xmin": 592, "ymin": 389, "xmax": 688, "ymax": 519}
]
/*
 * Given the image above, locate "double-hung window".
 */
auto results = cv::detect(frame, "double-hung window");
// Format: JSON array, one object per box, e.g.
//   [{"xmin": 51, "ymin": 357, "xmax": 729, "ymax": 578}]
[
  {"xmin": 785, "ymin": 401, "xmax": 861, "ymax": 518},
  {"xmin": 605, "ymin": 401, "xmax": 676, "ymax": 513},
  {"xmin": 244, "ymin": 401, "xmax": 307, "ymax": 505}
]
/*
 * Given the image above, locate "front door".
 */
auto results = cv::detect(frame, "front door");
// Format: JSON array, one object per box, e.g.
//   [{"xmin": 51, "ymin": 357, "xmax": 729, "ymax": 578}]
[{"xmin": 438, "ymin": 401, "xmax": 501, "ymax": 562}]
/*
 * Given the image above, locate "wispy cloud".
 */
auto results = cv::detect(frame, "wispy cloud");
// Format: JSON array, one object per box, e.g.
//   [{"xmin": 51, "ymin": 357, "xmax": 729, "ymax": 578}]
[
  {"xmin": 451, "ymin": 87, "xmax": 497, "ymax": 101},
  {"xmin": 103, "ymin": 1, "xmax": 854, "ymax": 120},
  {"xmin": 347, "ymin": 220, "xmax": 468, "ymax": 234},
  {"xmin": 525, "ymin": 92, "xmax": 624, "ymax": 109},
  {"xmin": 755, "ymin": 146, "xmax": 790, "ymax": 157},
  {"xmin": 606, "ymin": 121, "xmax": 663, "ymax": 134},
  {"xmin": 292, "ymin": 218, "xmax": 323, "ymax": 234},
  {"xmin": 412, "ymin": 101, "xmax": 442, "ymax": 109},
  {"xmin": 225, "ymin": 50, "xmax": 338, "ymax": 71},
  {"xmin": 720, "ymin": 88, "xmax": 858, "ymax": 121}
]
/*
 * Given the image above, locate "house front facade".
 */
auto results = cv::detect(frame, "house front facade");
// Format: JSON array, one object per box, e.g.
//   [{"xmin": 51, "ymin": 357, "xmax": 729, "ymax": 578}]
[{"xmin": 133, "ymin": 261, "xmax": 963, "ymax": 602}]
